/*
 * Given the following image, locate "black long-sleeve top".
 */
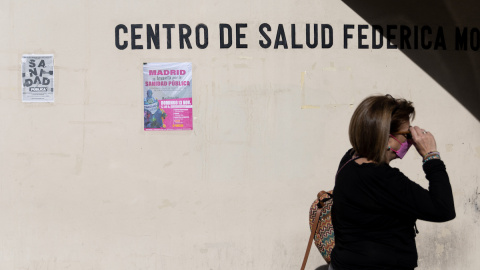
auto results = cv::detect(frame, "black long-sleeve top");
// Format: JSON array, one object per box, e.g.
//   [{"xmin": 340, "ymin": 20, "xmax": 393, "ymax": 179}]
[{"xmin": 331, "ymin": 150, "xmax": 455, "ymax": 270}]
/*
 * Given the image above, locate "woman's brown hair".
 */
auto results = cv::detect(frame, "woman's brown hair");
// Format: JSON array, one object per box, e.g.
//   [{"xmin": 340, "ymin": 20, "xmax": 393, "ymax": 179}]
[{"xmin": 349, "ymin": 94, "xmax": 415, "ymax": 164}]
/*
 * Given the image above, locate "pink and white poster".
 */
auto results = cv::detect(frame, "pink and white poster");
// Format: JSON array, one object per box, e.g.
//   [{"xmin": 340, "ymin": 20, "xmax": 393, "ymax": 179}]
[{"xmin": 143, "ymin": 62, "xmax": 192, "ymax": 131}]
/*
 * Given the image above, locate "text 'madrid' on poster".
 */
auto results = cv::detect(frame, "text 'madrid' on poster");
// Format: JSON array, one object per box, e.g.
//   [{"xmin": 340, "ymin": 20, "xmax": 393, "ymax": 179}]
[
  {"xmin": 143, "ymin": 62, "xmax": 193, "ymax": 131},
  {"xmin": 21, "ymin": 54, "xmax": 54, "ymax": 102}
]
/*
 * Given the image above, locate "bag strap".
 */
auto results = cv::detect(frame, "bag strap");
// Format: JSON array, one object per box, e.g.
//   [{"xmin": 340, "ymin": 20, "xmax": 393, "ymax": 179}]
[
  {"xmin": 301, "ymin": 207, "xmax": 322, "ymax": 270},
  {"xmin": 300, "ymin": 156, "xmax": 359, "ymax": 270},
  {"xmin": 335, "ymin": 155, "xmax": 359, "ymax": 179}
]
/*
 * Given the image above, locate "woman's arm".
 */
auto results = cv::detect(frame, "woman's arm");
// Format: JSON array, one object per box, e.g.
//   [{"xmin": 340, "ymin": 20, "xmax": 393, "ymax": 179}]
[{"xmin": 376, "ymin": 161, "xmax": 455, "ymax": 222}]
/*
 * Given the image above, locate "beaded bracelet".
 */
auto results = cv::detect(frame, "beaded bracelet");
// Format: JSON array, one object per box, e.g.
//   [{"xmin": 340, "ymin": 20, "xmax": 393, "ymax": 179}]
[
  {"xmin": 423, "ymin": 151, "xmax": 440, "ymax": 160},
  {"xmin": 423, "ymin": 154, "xmax": 441, "ymax": 164},
  {"xmin": 423, "ymin": 151, "xmax": 440, "ymax": 158},
  {"xmin": 423, "ymin": 153, "xmax": 440, "ymax": 160}
]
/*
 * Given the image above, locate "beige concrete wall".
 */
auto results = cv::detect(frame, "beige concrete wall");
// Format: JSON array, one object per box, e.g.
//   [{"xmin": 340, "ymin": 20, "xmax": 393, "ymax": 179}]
[{"xmin": 1, "ymin": 0, "xmax": 479, "ymax": 269}]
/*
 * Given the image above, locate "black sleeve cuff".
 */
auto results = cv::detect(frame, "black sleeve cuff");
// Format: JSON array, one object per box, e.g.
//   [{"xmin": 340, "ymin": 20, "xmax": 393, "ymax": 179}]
[{"xmin": 422, "ymin": 159, "xmax": 446, "ymax": 175}]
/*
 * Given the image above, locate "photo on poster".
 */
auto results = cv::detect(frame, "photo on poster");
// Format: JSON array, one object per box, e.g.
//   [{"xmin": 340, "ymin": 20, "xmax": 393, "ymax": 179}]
[
  {"xmin": 21, "ymin": 54, "xmax": 54, "ymax": 102},
  {"xmin": 143, "ymin": 62, "xmax": 193, "ymax": 131}
]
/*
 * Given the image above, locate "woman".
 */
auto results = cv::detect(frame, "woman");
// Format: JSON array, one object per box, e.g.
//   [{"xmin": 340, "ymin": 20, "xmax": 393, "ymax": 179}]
[{"xmin": 330, "ymin": 95, "xmax": 455, "ymax": 270}]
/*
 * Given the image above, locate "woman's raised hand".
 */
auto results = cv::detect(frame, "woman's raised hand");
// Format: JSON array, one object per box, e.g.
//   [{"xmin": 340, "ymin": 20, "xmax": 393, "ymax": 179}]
[{"xmin": 410, "ymin": 126, "xmax": 437, "ymax": 158}]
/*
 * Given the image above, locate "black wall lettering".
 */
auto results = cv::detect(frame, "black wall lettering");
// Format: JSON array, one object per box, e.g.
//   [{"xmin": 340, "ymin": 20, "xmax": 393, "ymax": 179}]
[
  {"xmin": 291, "ymin": 24, "xmax": 303, "ymax": 49},
  {"xmin": 386, "ymin": 25, "xmax": 397, "ymax": 49},
  {"xmin": 111, "ymin": 22, "xmax": 474, "ymax": 51},
  {"xmin": 306, "ymin": 24, "xmax": 318, "ymax": 49},
  {"xmin": 115, "ymin": 24, "xmax": 128, "ymax": 50},
  {"xmin": 421, "ymin": 26, "xmax": 432, "ymax": 49},
  {"xmin": 372, "ymin": 25, "xmax": 383, "ymax": 49},
  {"xmin": 131, "ymin": 24, "xmax": 143, "ymax": 50},
  {"xmin": 236, "ymin": 23, "xmax": 248, "ymax": 48},
  {"xmin": 274, "ymin": 24, "xmax": 288, "ymax": 49},
  {"xmin": 454, "ymin": 27, "xmax": 479, "ymax": 51},
  {"xmin": 322, "ymin": 24, "xmax": 333, "ymax": 48},
  {"xmin": 358, "ymin": 24, "xmax": 369, "ymax": 49},
  {"xmin": 456, "ymin": 27, "xmax": 468, "ymax": 50},
  {"xmin": 344, "ymin": 24, "xmax": 354, "ymax": 49},
  {"xmin": 220, "ymin": 24, "xmax": 232, "ymax": 48},
  {"xmin": 179, "ymin": 24, "xmax": 193, "ymax": 49},
  {"xmin": 434, "ymin": 27, "xmax": 446, "ymax": 50},
  {"xmin": 259, "ymin": 23, "xmax": 272, "ymax": 48},
  {"xmin": 147, "ymin": 24, "xmax": 160, "ymax": 49},
  {"xmin": 163, "ymin": 24, "xmax": 175, "ymax": 49},
  {"xmin": 195, "ymin": 24, "xmax": 208, "ymax": 49},
  {"xmin": 400, "ymin": 25, "xmax": 411, "ymax": 49},
  {"xmin": 470, "ymin": 28, "xmax": 480, "ymax": 51},
  {"xmin": 38, "ymin": 60, "xmax": 46, "ymax": 68},
  {"xmin": 413, "ymin": 26, "xmax": 419, "ymax": 49},
  {"xmin": 471, "ymin": 28, "xmax": 480, "ymax": 51}
]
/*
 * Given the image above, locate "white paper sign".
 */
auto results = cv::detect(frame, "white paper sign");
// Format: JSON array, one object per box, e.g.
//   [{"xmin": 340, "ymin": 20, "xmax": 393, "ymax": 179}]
[{"xmin": 21, "ymin": 54, "xmax": 54, "ymax": 102}]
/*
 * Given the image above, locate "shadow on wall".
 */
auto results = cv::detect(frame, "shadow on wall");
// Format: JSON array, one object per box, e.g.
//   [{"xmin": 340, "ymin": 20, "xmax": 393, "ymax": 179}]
[
  {"xmin": 341, "ymin": 0, "xmax": 480, "ymax": 121},
  {"xmin": 315, "ymin": 265, "xmax": 329, "ymax": 270}
]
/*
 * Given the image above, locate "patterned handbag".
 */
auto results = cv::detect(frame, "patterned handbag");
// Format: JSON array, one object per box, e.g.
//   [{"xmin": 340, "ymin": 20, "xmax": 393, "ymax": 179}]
[
  {"xmin": 300, "ymin": 157, "xmax": 358, "ymax": 270},
  {"xmin": 300, "ymin": 190, "xmax": 335, "ymax": 270}
]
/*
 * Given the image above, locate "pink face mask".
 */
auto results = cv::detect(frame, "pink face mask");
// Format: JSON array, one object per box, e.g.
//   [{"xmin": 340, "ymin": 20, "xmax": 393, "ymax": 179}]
[{"xmin": 389, "ymin": 134, "xmax": 413, "ymax": 159}]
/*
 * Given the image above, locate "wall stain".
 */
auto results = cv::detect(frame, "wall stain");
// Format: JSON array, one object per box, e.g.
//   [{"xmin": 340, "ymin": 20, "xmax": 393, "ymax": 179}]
[
  {"xmin": 446, "ymin": 144, "xmax": 453, "ymax": 152},
  {"xmin": 300, "ymin": 71, "xmax": 306, "ymax": 106},
  {"xmin": 322, "ymin": 62, "xmax": 336, "ymax": 71},
  {"xmin": 301, "ymin": 105, "xmax": 321, "ymax": 109},
  {"xmin": 464, "ymin": 184, "xmax": 480, "ymax": 224},
  {"xmin": 69, "ymin": 121, "xmax": 112, "ymax": 125},
  {"xmin": 74, "ymin": 155, "xmax": 83, "ymax": 175},
  {"xmin": 417, "ymin": 224, "xmax": 460, "ymax": 269},
  {"xmin": 233, "ymin": 64, "xmax": 248, "ymax": 69},
  {"xmin": 470, "ymin": 186, "xmax": 480, "ymax": 213},
  {"xmin": 157, "ymin": 199, "xmax": 176, "ymax": 210}
]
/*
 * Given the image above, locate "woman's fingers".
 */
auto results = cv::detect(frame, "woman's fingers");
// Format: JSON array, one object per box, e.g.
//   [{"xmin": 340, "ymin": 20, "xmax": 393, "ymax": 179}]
[
  {"xmin": 410, "ymin": 126, "xmax": 419, "ymax": 139},
  {"xmin": 409, "ymin": 126, "xmax": 437, "ymax": 157}
]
